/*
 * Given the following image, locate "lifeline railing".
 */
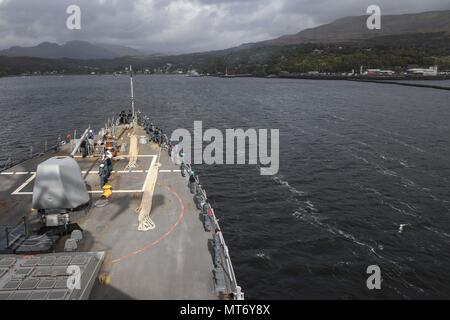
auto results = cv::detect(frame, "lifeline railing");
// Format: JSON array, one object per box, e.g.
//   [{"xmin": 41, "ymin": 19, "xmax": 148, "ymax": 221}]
[
  {"xmin": 183, "ymin": 163, "xmax": 244, "ymax": 300},
  {"xmin": 0, "ymin": 139, "xmax": 61, "ymax": 173},
  {"xmin": 0, "ymin": 125, "xmax": 99, "ymax": 173},
  {"xmin": 136, "ymin": 113, "xmax": 244, "ymax": 299}
]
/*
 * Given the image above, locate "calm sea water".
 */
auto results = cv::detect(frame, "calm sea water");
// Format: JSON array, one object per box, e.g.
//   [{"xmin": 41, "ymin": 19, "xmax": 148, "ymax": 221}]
[{"xmin": 1, "ymin": 75, "xmax": 450, "ymax": 299}]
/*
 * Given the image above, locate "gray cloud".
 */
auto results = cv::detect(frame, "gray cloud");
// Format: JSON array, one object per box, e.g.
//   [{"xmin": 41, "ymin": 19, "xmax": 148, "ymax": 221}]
[{"xmin": 0, "ymin": 0, "xmax": 449, "ymax": 53}]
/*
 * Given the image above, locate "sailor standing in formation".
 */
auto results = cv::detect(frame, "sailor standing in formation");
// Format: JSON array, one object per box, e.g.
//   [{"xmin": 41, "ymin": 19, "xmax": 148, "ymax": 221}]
[
  {"xmin": 189, "ymin": 170, "xmax": 197, "ymax": 194},
  {"xmin": 99, "ymin": 163, "xmax": 108, "ymax": 187},
  {"xmin": 105, "ymin": 149, "xmax": 113, "ymax": 174},
  {"xmin": 98, "ymin": 149, "xmax": 113, "ymax": 187}
]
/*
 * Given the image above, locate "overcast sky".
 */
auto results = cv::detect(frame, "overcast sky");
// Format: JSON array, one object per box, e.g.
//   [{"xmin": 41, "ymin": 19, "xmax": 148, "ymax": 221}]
[{"xmin": 0, "ymin": 0, "xmax": 449, "ymax": 53}]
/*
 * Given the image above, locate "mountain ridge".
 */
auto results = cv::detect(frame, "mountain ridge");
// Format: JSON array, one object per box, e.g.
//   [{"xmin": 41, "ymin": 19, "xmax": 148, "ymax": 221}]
[
  {"xmin": 2, "ymin": 10, "xmax": 450, "ymax": 59},
  {"xmin": 0, "ymin": 41, "xmax": 142, "ymax": 59},
  {"xmin": 237, "ymin": 9, "xmax": 450, "ymax": 49},
  {"xmin": 1, "ymin": 10, "xmax": 450, "ymax": 77}
]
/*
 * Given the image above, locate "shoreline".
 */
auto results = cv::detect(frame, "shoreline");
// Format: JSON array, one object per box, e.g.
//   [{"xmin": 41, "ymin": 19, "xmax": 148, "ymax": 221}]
[
  {"xmin": 2, "ymin": 73, "xmax": 450, "ymax": 84},
  {"xmin": 217, "ymin": 74, "xmax": 450, "ymax": 81}
]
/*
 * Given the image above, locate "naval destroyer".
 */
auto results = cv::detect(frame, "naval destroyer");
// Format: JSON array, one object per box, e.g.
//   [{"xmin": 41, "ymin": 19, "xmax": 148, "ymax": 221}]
[{"xmin": 0, "ymin": 68, "xmax": 243, "ymax": 300}]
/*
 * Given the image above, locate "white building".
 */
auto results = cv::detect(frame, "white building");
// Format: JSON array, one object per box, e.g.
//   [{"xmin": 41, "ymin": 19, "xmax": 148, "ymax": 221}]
[
  {"xmin": 407, "ymin": 65, "xmax": 438, "ymax": 76},
  {"xmin": 365, "ymin": 69, "xmax": 396, "ymax": 76}
]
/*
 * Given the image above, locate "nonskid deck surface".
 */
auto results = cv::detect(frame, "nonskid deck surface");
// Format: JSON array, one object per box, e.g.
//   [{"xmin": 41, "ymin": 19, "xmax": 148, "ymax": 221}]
[{"xmin": 0, "ymin": 125, "xmax": 218, "ymax": 299}]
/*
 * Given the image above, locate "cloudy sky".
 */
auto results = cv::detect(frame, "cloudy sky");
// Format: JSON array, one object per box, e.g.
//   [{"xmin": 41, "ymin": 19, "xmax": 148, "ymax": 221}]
[{"xmin": 0, "ymin": 0, "xmax": 449, "ymax": 53}]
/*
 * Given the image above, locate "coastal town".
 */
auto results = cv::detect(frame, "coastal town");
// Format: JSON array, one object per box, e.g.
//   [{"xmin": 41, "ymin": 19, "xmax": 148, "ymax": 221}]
[{"xmin": 10, "ymin": 64, "xmax": 450, "ymax": 81}]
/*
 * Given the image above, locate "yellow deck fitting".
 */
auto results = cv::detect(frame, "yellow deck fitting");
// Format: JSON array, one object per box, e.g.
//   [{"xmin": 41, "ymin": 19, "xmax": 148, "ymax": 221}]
[{"xmin": 102, "ymin": 184, "xmax": 113, "ymax": 198}]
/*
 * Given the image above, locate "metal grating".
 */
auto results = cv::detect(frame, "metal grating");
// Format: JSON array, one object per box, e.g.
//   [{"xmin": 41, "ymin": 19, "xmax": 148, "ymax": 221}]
[
  {"xmin": 9, "ymin": 291, "xmax": 30, "ymax": 300},
  {"xmin": 0, "ymin": 268, "xmax": 8, "ymax": 279},
  {"xmin": 0, "ymin": 252, "xmax": 104, "ymax": 300},
  {"xmin": 51, "ymin": 266, "xmax": 69, "ymax": 277},
  {"xmin": 2, "ymin": 280, "xmax": 21, "ymax": 290},
  {"xmin": 46, "ymin": 289, "xmax": 68, "ymax": 300},
  {"xmin": 28, "ymin": 290, "xmax": 49, "ymax": 300},
  {"xmin": 19, "ymin": 279, "xmax": 40, "ymax": 290},
  {"xmin": 33, "ymin": 267, "xmax": 52, "ymax": 277},
  {"xmin": 70, "ymin": 255, "xmax": 89, "ymax": 265},
  {"xmin": 0, "ymin": 257, "xmax": 16, "ymax": 267},
  {"xmin": 36, "ymin": 278, "xmax": 56, "ymax": 289},
  {"xmin": 54, "ymin": 277, "xmax": 69, "ymax": 289},
  {"xmin": 55, "ymin": 256, "xmax": 72, "ymax": 266},
  {"xmin": 22, "ymin": 258, "xmax": 40, "ymax": 267},
  {"xmin": 0, "ymin": 292, "xmax": 11, "ymax": 300},
  {"xmin": 13, "ymin": 267, "xmax": 34, "ymax": 279},
  {"xmin": 38, "ymin": 256, "xmax": 56, "ymax": 266}
]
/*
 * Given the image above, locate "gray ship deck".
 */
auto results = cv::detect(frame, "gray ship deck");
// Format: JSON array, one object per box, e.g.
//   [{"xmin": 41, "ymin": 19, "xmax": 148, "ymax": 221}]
[{"xmin": 0, "ymin": 125, "xmax": 219, "ymax": 299}]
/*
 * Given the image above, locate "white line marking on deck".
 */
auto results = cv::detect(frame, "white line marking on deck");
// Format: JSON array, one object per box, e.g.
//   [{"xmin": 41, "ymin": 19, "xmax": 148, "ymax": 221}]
[
  {"xmin": 9, "ymin": 155, "xmax": 168, "ymax": 196},
  {"xmin": 4, "ymin": 165, "xmax": 181, "ymax": 177},
  {"xmin": 12, "ymin": 174, "xmax": 36, "ymax": 195},
  {"xmin": 14, "ymin": 190, "xmax": 143, "ymax": 195},
  {"xmin": 89, "ymin": 190, "xmax": 144, "ymax": 194},
  {"xmin": 74, "ymin": 155, "xmax": 156, "ymax": 158},
  {"xmin": 81, "ymin": 170, "xmax": 152, "ymax": 174}
]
